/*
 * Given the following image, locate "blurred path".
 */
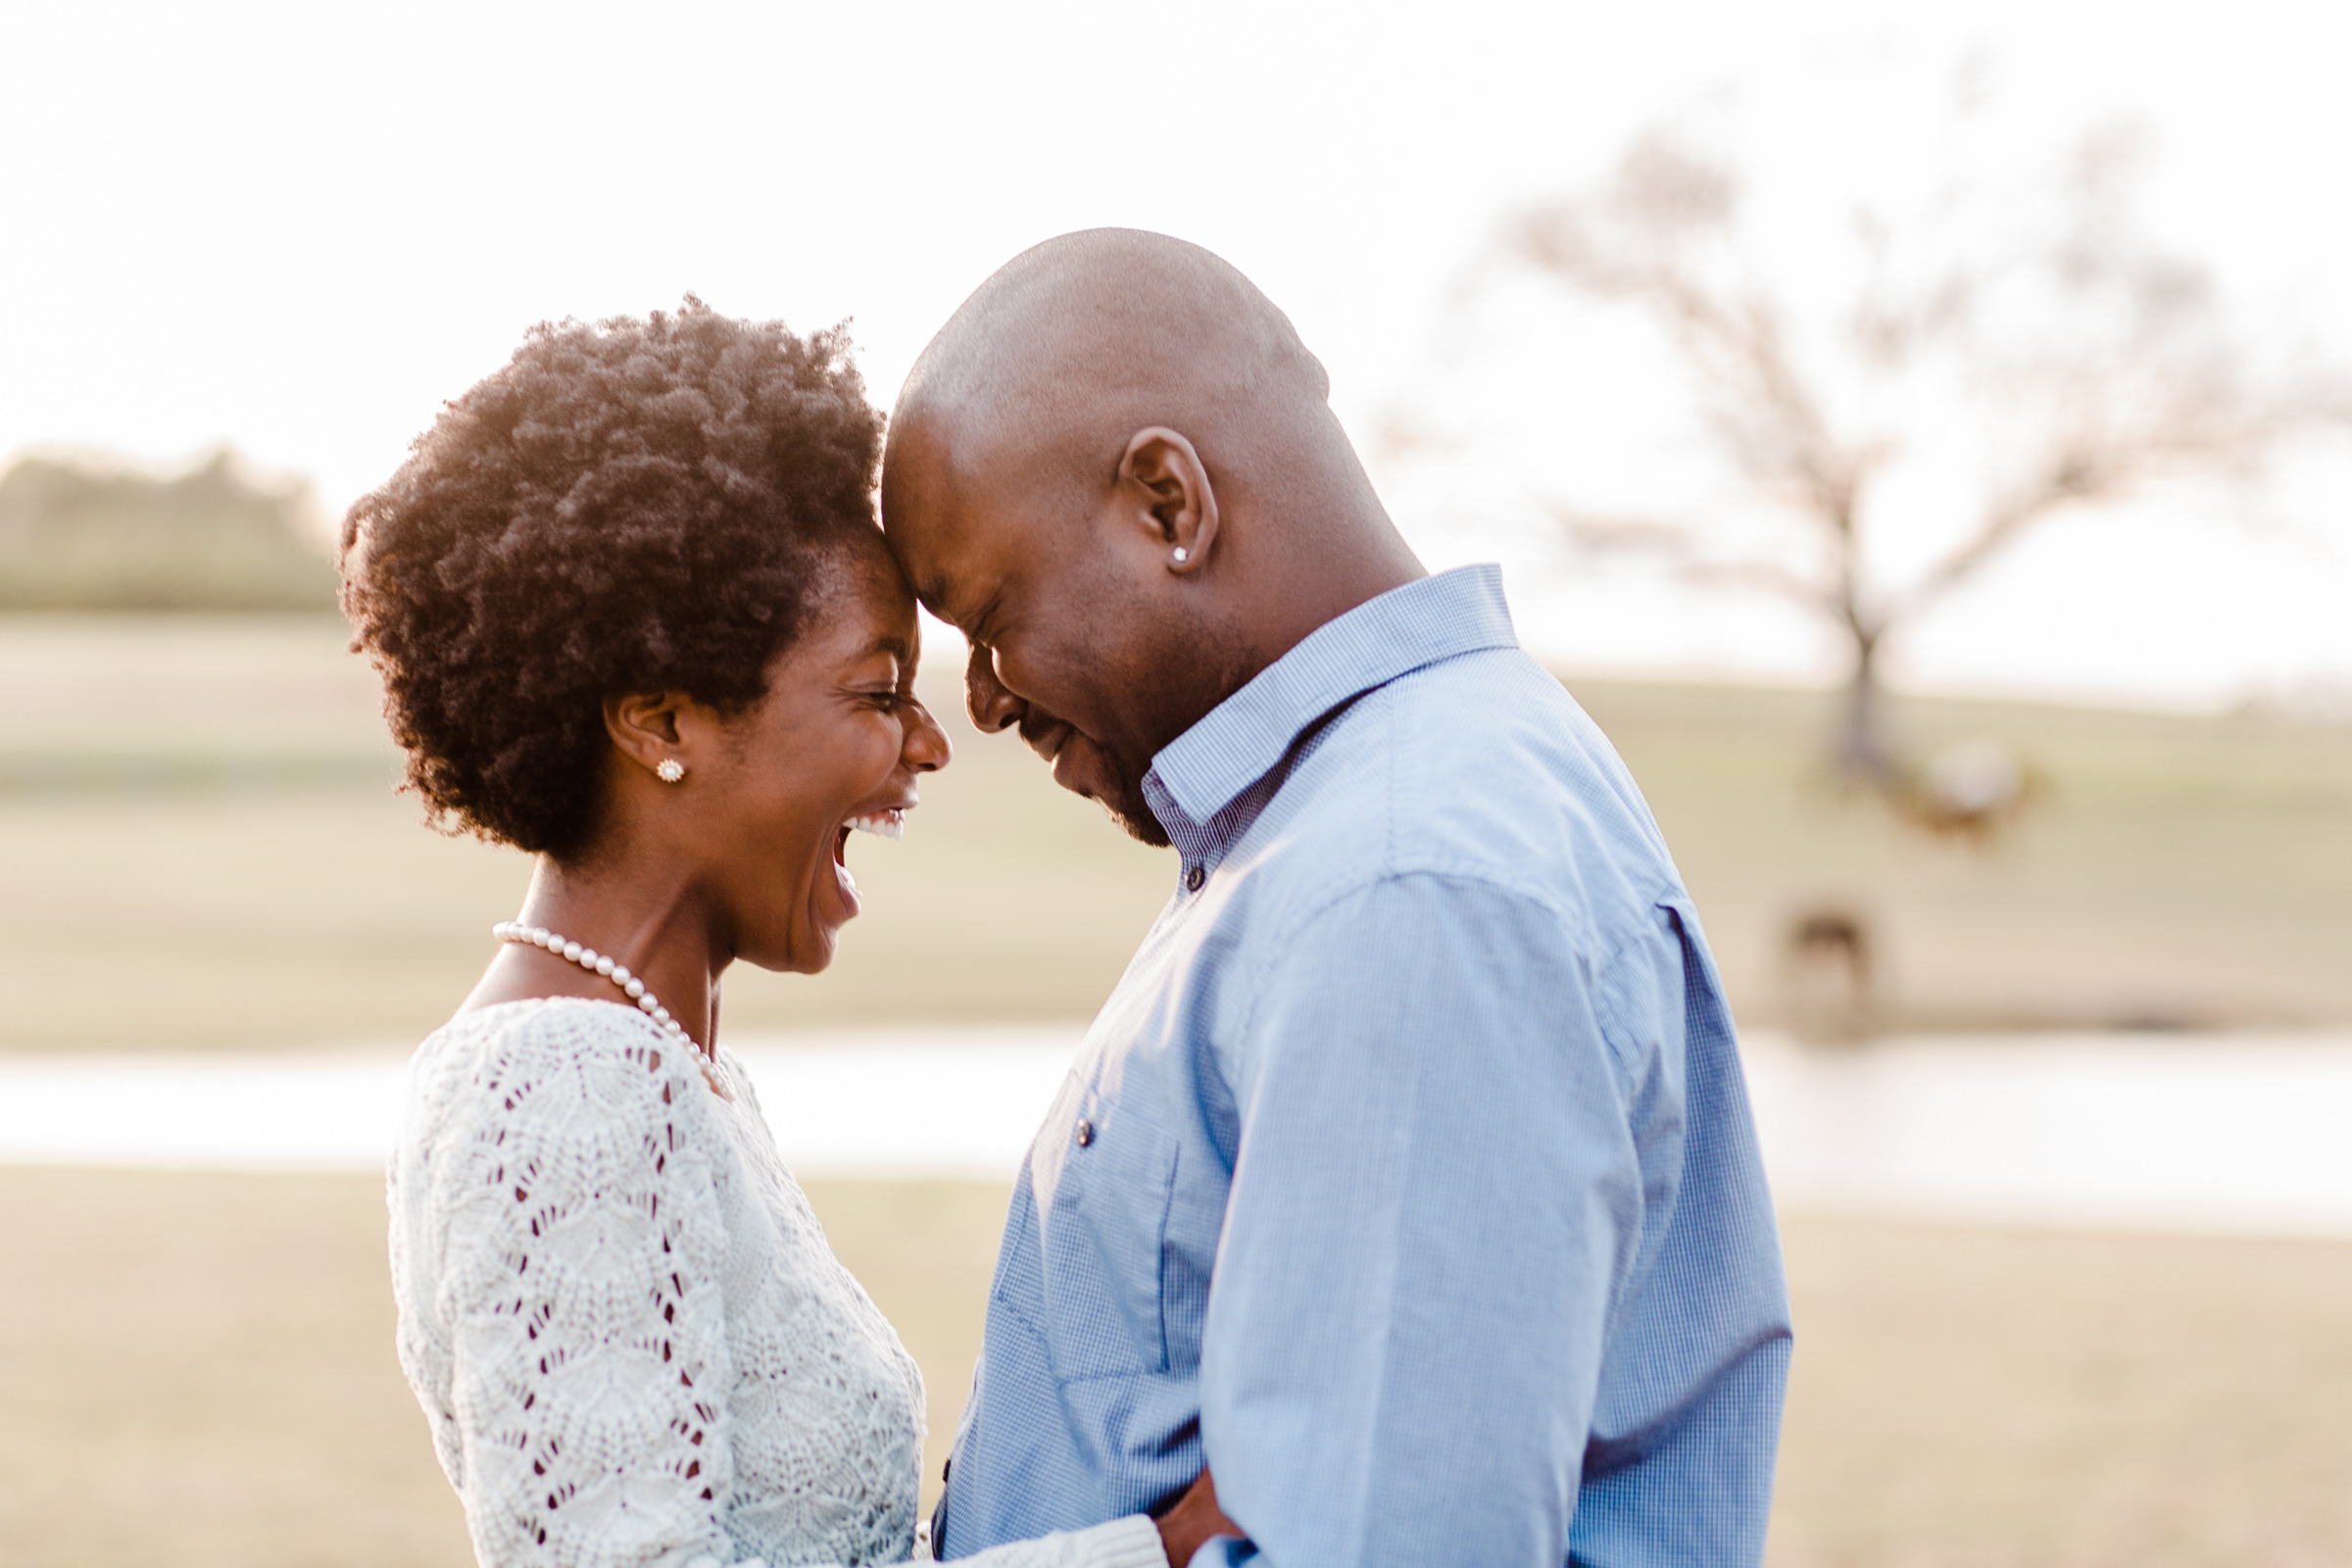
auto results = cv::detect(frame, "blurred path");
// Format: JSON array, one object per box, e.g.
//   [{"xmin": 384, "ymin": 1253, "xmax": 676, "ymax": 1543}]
[
  {"xmin": 0, "ymin": 1027, "xmax": 1084, "ymax": 1179},
  {"xmin": 5, "ymin": 1027, "xmax": 2351, "ymax": 1236}
]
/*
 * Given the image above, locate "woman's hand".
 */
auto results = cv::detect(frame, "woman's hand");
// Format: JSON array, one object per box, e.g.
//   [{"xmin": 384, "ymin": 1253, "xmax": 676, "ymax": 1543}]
[{"xmin": 1153, "ymin": 1468, "xmax": 1242, "ymax": 1567}]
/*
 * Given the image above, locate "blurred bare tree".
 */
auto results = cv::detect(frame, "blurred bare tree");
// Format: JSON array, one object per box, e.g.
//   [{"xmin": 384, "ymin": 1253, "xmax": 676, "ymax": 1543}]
[{"xmin": 1486, "ymin": 115, "xmax": 2348, "ymax": 789}]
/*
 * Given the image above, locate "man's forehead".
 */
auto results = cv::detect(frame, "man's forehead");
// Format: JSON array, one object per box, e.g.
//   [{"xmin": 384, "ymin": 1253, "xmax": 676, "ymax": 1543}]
[
  {"xmin": 881, "ymin": 411, "xmax": 1063, "ymax": 631},
  {"xmin": 878, "ymin": 477, "xmax": 961, "ymax": 611},
  {"xmin": 888, "ymin": 497, "xmax": 1025, "ymax": 631},
  {"xmin": 884, "ymin": 510, "xmax": 967, "ymax": 610},
  {"xmin": 922, "ymin": 551, "xmax": 1016, "ymax": 640},
  {"xmin": 899, "ymin": 529, "xmax": 998, "ymax": 633}
]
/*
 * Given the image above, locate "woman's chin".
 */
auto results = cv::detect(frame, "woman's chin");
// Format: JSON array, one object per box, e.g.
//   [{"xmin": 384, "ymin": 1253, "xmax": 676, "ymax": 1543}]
[
  {"xmin": 741, "ymin": 922, "xmax": 840, "ymax": 977},
  {"xmin": 762, "ymin": 859, "xmax": 860, "ymax": 972},
  {"xmin": 799, "ymin": 881, "xmax": 863, "ymax": 972},
  {"xmin": 786, "ymin": 938, "xmax": 841, "ymax": 976},
  {"xmin": 736, "ymin": 877, "xmax": 857, "ymax": 976}
]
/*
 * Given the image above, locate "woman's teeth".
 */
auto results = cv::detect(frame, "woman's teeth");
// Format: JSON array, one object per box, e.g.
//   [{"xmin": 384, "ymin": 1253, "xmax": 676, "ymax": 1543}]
[{"xmin": 847, "ymin": 808, "xmax": 906, "ymax": 841}]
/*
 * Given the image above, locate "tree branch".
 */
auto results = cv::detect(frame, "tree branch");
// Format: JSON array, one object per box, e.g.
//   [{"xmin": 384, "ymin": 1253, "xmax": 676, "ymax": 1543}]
[{"xmin": 1539, "ymin": 499, "xmax": 1838, "ymax": 613}]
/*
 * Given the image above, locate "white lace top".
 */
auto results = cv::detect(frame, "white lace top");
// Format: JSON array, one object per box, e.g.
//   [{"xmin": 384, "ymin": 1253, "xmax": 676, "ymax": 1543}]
[{"xmin": 389, "ymin": 998, "xmax": 1162, "ymax": 1568}]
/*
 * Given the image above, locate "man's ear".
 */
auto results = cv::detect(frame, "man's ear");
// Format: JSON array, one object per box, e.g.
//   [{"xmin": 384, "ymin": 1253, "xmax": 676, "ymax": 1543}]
[
  {"xmin": 604, "ymin": 691, "xmax": 691, "ymax": 779},
  {"xmin": 1118, "ymin": 427, "xmax": 1218, "ymax": 575}
]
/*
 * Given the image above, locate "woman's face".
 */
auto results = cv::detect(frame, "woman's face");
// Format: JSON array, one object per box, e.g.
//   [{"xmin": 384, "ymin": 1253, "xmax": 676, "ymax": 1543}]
[{"xmin": 698, "ymin": 548, "xmax": 951, "ymax": 974}]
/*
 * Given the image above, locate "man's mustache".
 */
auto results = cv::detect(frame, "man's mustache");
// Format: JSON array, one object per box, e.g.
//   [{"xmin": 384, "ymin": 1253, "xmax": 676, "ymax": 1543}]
[{"xmin": 1010, "ymin": 706, "xmax": 1076, "ymax": 764}]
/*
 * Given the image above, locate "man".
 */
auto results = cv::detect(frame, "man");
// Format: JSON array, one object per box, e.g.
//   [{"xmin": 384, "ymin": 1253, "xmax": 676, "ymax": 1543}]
[{"xmin": 882, "ymin": 229, "xmax": 1790, "ymax": 1567}]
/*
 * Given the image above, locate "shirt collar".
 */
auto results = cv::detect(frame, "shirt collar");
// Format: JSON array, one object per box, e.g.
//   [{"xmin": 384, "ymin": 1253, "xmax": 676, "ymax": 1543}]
[{"xmin": 1144, "ymin": 564, "xmax": 1519, "ymax": 835}]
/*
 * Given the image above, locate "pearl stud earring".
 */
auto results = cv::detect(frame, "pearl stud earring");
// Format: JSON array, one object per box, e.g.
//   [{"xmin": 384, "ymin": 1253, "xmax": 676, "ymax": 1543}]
[
  {"xmin": 656, "ymin": 758, "xmax": 686, "ymax": 784},
  {"xmin": 1172, "ymin": 547, "xmax": 1190, "ymax": 564}
]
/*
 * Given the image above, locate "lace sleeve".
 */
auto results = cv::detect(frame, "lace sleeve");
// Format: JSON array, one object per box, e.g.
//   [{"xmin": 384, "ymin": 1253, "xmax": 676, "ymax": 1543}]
[
  {"xmin": 429, "ymin": 1011, "xmax": 750, "ymax": 1568},
  {"xmin": 945, "ymin": 1515, "xmax": 1167, "ymax": 1568}
]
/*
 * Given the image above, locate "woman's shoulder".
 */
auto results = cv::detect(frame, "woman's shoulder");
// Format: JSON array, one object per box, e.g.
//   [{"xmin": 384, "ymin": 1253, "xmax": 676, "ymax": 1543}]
[
  {"xmin": 407, "ymin": 997, "xmax": 707, "ymax": 1144},
  {"xmin": 416, "ymin": 994, "xmax": 676, "ymax": 1069}
]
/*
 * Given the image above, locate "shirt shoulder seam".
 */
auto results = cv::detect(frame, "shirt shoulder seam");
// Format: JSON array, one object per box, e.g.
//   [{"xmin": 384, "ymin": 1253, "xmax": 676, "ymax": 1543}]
[{"xmin": 1228, "ymin": 865, "xmax": 1579, "ymax": 1050}]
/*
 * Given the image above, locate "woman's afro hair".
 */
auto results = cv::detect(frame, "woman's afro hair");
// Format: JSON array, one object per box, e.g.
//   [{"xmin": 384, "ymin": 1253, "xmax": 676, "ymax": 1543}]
[{"xmin": 340, "ymin": 299, "xmax": 885, "ymax": 859}]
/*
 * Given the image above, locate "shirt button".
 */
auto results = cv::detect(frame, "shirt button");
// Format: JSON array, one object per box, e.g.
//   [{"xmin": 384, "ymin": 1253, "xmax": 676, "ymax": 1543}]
[
  {"xmin": 1185, "ymin": 864, "xmax": 1205, "ymax": 893},
  {"xmin": 1074, "ymin": 1118, "xmax": 1096, "ymax": 1148}
]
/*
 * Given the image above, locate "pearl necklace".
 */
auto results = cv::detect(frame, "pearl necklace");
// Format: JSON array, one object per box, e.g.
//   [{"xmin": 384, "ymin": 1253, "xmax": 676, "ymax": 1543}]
[{"xmin": 494, "ymin": 921, "xmax": 697, "ymax": 1050}]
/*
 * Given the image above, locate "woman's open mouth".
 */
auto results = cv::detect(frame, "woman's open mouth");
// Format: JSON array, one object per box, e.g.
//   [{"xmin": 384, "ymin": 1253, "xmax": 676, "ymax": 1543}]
[
  {"xmin": 828, "ymin": 807, "xmax": 911, "ymax": 915},
  {"xmin": 836, "ymin": 807, "xmax": 906, "ymax": 867}
]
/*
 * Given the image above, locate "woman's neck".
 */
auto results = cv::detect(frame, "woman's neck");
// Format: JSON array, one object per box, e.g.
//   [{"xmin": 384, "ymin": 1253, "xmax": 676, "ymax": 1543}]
[{"xmin": 461, "ymin": 854, "xmax": 728, "ymax": 1054}]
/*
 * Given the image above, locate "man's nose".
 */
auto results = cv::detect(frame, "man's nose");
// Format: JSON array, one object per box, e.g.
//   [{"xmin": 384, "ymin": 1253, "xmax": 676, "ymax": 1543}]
[{"xmin": 965, "ymin": 643, "xmax": 1027, "ymax": 734}]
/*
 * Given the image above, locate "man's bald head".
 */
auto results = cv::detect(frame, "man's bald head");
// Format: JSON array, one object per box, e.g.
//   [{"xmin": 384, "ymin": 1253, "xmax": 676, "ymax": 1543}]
[
  {"xmin": 880, "ymin": 229, "xmax": 1423, "ymax": 846},
  {"xmin": 888, "ymin": 228, "xmax": 1330, "ymax": 490}
]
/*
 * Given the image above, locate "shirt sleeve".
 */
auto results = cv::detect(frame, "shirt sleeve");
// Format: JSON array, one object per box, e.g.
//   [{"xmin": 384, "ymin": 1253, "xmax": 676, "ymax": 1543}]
[
  {"xmin": 431, "ymin": 1022, "xmax": 754, "ymax": 1568},
  {"xmin": 1194, "ymin": 874, "xmax": 1651, "ymax": 1567}
]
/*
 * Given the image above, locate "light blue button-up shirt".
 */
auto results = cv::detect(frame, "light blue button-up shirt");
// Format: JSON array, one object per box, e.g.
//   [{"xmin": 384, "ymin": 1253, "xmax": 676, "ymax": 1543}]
[{"xmin": 939, "ymin": 564, "xmax": 1790, "ymax": 1566}]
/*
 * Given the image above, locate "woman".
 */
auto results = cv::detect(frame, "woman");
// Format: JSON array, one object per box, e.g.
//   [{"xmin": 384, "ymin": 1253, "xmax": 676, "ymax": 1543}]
[{"xmin": 344, "ymin": 303, "xmax": 1193, "ymax": 1568}]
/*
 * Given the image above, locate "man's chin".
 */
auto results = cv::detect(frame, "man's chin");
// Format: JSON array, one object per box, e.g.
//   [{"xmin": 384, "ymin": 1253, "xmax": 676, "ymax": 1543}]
[
  {"xmin": 1101, "ymin": 788, "xmax": 1171, "ymax": 849},
  {"xmin": 1052, "ymin": 738, "xmax": 1170, "ymax": 849}
]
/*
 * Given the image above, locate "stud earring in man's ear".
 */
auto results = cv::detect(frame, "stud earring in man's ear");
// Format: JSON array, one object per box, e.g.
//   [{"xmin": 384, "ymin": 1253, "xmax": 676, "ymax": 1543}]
[
  {"xmin": 1172, "ymin": 548, "xmax": 1190, "ymax": 564},
  {"xmin": 656, "ymin": 758, "xmax": 686, "ymax": 784}
]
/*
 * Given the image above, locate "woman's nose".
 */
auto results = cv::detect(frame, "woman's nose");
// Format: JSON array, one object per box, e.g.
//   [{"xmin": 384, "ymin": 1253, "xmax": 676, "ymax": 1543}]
[{"xmin": 903, "ymin": 700, "xmax": 952, "ymax": 773}]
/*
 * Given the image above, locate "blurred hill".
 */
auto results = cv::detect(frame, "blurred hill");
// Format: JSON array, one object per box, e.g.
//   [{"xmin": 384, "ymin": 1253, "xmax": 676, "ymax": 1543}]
[{"xmin": 0, "ymin": 449, "xmax": 336, "ymax": 612}]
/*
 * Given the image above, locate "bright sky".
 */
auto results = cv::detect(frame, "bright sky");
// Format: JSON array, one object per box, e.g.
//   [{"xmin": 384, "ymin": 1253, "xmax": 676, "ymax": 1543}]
[{"xmin": 5, "ymin": 0, "xmax": 2348, "ymax": 710}]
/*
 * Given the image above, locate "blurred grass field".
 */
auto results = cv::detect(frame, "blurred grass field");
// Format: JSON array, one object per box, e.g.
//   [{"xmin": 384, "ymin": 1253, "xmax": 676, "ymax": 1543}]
[
  {"xmin": 2, "ymin": 613, "xmax": 2349, "ymax": 1052},
  {"xmin": 5, "ymin": 1167, "xmax": 2348, "ymax": 1568}
]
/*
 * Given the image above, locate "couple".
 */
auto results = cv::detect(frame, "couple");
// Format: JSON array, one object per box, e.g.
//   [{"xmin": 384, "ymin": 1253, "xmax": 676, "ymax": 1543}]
[{"xmin": 354, "ymin": 230, "xmax": 1791, "ymax": 1568}]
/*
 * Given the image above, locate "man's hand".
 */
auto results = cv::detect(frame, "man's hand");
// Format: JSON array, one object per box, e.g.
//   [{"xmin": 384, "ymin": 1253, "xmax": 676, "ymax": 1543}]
[{"xmin": 1153, "ymin": 1468, "xmax": 1242, "ymax": 1567}]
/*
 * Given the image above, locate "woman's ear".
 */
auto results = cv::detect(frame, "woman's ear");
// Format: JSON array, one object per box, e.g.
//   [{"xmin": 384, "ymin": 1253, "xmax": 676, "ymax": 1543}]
[
  {"xmin": 604, "ymin": 691, "xmax": 691, "ymax": 780},
  {"xmin": 1118, "ymin": 426, "xmax": 1218, "ymax": 575}
]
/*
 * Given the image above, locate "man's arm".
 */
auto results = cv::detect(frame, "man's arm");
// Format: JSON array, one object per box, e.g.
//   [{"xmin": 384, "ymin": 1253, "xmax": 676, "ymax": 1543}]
[
  {"xmin": 1153, "ymin": 1471, "xmax": 1239, "ymax": 1567},
  {"xmin": 1194, "ymin": 873, "xmax": 1653, "ymax": 1567}
]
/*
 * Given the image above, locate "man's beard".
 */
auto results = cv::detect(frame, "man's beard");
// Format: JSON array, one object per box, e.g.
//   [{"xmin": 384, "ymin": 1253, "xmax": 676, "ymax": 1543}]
[
  {"xmin": 1046, "ymin": 726, "xmax": 1172, "ymax": 848},
  {"xmin": 1099, "ymin": 767, "xmax": 1171, "ymax": 849}
]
